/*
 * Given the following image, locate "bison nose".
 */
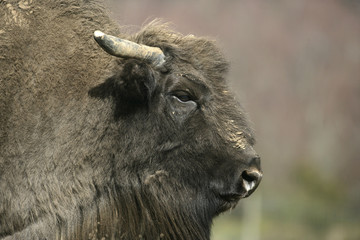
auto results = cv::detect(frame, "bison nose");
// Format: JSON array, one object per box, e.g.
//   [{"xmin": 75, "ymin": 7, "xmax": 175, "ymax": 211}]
[{"xmin": 241, "ymin": 168, "xmax": 262, "ymax": 196}]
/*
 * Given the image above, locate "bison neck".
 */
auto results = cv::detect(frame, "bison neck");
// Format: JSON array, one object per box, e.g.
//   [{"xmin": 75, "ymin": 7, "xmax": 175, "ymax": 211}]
[{"xmin": 56, "ymin": 181, "xmax": 213, "ymax": 240}]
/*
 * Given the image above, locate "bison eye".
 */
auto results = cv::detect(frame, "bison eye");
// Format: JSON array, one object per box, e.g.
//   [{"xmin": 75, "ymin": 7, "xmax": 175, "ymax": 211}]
[
  {"xmin": 172, "ymin": 91, "xmax": 194, "ymax": 103},
  {"xmin": 167, "ymin": 90, "xmax": 198, "ymax": 123}
]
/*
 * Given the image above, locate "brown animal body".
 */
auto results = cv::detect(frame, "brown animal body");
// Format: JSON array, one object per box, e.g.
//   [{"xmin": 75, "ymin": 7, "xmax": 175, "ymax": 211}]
[{"xmin": 0, "ymin": 0, "xmax": 262, "ymax": 239}]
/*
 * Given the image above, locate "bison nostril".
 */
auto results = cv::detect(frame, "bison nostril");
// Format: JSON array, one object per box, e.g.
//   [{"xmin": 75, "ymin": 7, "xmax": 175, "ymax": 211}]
[
  {"xmin": 242, "ymin": 170, "xmax": 259, "ymax": 182},
  {"xmin": 241, "ymin": 169, "xmax": 262, "ymax": 192}
]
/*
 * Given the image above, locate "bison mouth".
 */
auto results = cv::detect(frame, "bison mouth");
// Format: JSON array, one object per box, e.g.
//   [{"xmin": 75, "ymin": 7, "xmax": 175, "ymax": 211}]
[
  {"xmin": 217, "ymin": 193, "xmax": 242, "ymax": 213},
  {"xmin": 216, "ymin": 172, "xmax": 261, "ymax": 213}
]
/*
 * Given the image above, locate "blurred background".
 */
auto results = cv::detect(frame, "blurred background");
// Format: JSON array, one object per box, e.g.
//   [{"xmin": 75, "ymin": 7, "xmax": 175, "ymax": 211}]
[{"xmin": 104, "ymin": 0, "xmax": 360, "ymax": 239}]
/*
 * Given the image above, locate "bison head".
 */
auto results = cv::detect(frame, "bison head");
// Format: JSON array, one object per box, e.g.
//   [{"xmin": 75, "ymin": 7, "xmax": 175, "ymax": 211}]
[{"xmin": 89, "ymin": 23, "xmax": 262, "ymax": 239}]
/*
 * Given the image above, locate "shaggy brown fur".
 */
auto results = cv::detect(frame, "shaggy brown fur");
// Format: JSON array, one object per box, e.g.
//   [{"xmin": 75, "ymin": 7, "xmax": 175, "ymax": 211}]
[{"xmin": 0, "ymin": 1, "xmax": 262, "ymax": 239}]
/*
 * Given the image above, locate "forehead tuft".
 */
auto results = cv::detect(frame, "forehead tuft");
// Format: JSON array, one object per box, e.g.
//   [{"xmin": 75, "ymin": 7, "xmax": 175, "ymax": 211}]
[{"xmin": 127, "ymin": 21, "xmax": 229, "ymax": 84}]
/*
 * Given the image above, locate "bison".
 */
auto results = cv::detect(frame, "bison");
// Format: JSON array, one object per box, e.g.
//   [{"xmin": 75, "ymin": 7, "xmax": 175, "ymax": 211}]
[{"xmin": 0, "ymin": 0, "xmax": 262, "ymax": 239}]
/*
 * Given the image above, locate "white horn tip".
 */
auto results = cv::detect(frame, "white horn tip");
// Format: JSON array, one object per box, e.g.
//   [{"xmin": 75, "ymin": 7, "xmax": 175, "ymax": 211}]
[{"xmin": 94, "ymin": 30, "xmax": 104, "ymax": 38}]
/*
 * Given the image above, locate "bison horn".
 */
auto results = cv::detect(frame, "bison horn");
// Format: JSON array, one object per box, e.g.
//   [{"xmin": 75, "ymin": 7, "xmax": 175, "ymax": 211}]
[{"xmin": 94, "ymin": 30, "xmax": 165, "ymax": 68}]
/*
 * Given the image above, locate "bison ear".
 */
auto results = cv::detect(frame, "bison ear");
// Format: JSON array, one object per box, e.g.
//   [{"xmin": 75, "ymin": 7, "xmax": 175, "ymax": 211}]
[{"xmin": 114, "ymin": 59, "xmax": 156, "ymax": 103}]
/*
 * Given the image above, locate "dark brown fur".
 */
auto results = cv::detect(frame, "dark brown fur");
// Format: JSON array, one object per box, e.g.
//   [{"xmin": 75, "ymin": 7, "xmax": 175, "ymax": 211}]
[{"xmin": 0, "ymin": 1, "xmax": 261, "ymax": 239}]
